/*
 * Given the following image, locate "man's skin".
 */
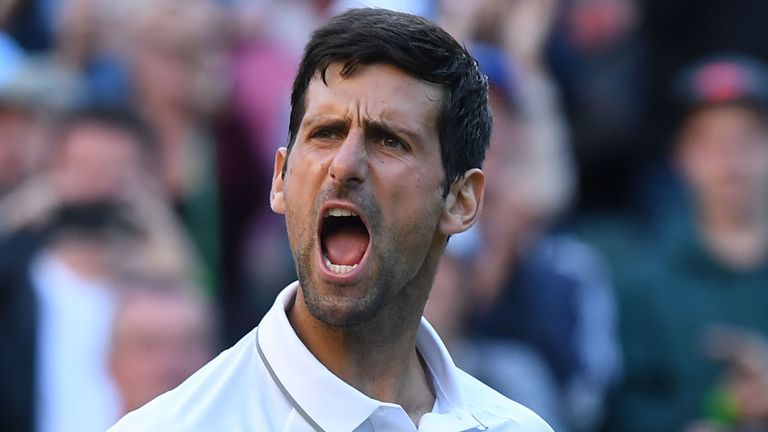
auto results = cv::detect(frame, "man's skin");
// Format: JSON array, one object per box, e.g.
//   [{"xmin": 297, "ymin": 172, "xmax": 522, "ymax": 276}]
[
  {"xmin": 270, "ymin": 62, "xmax": 485, "ymax": 425},
  {"xmin": 676, "ymin": 104, "xmax": 768, "ymax": 269},
  {"xmin": 677, "ymin": 103, "xmax": 768, "ymax": 431}
]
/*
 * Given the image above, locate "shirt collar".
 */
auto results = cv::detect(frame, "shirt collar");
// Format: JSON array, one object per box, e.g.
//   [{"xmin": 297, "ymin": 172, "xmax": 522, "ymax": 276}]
[{"xmin": 257, "ymin": 282, "xmax": 484, "ymax": 432}]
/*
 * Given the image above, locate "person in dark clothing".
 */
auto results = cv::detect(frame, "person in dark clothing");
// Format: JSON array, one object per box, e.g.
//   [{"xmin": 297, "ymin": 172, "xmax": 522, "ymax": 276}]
[{"xmin": 611, "ymin": 55, "xmax": 768, "ymax": 432}]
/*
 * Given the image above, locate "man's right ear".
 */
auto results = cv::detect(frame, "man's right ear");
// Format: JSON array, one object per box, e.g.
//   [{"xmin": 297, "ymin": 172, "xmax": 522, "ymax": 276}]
[{"xmin": 270, "ymin": 147, "xmax": 288, "ymax": 214}]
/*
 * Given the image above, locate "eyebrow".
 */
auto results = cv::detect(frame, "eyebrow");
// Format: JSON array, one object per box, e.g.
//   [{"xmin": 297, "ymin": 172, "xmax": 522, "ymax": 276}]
[
  {"xmin": 301, "ymin": 116, "xmax": 350, "ymax": 132},
  {"xmin": 303, "ymin": 115, "xmax": 422, "ymax": 143},
  {"xmin": 364, "ymin": 117, "xmax": 422, "ymax": 145}
]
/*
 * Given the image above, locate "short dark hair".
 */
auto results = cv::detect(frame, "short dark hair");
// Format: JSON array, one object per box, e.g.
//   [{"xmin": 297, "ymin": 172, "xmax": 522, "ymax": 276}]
[{"xmin": 286, "ymin": 8, "xmax": 492, "ymax": 193}]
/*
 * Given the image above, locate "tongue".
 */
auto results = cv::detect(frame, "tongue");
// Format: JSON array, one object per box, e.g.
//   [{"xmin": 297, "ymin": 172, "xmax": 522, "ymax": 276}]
[{"xmin": 324, "ymin": 225, "xmax": 368, "ymax": 266}]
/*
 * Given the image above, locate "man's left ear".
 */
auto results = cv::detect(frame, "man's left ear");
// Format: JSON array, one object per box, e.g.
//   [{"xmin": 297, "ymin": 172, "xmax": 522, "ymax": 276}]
[{"xmin": 439, "ymin": 168, "xmax": 485, "ymax": 236}]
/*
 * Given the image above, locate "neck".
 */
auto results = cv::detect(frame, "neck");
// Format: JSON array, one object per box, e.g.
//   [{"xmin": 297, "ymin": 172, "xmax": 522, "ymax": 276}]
[
  {"xmin": 287, "ymin": 268, "xmax": 438, "ymax": 424},
  {"xmin": 699, "ymin": 203, "xmax": 768, "ymax": 269}
]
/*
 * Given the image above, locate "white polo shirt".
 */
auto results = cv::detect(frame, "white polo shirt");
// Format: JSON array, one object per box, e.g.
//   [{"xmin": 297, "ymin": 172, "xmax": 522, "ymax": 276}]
[{"xmin": 109, "ymin": 282, "xmax": 553, "ymax": 432}]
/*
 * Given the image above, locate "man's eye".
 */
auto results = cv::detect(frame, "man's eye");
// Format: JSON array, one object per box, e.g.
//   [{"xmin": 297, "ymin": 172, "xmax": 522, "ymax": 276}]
[
  {"xmin": 313, "ymin": 128, "xmax": 341, "ymax": 140},
  {"xmin": 382, "ymin": 136, "xmax": 405, "ymax": 149}
]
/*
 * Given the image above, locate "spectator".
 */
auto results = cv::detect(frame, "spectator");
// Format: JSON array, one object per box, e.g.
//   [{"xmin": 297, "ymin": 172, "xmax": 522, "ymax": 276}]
[
  {"xmin": 0, "ymin": 200, "xmax": 143, "ymax": 432},
  {"xmin": 0, "ymin": 103, "xmax": 205, "ymax": 431},
  {"xmin": 109, "ymin": 279, "xmax": 217, "ymax": 414},
  {"xmin": 118, "ymin": 0, "xmax": 229, "ymax": 290},
  {"xmin": 455, "ymin": 3, "xmax": 621, "ymax": 430},
  {"xmin": 554, "ymin": 0, "xmax": 648, "ymax": 212},
  {"xmin": 466, "ymin": 68, "xmax": 620, "ymax": 431},
  {"xmin": 425, "ymin": 252, "xmax": 566, "ymax": 431},
  {"xmin": 611, "ymin": 55, "xmax": 768, "ymax": 432},
  {"xmin": 0, "ymin": 57, "xmax": 86, "ymax": 201},
  {"xmin": 0, "ymin": 104, "xmax": 201, "ymax": 281},
  {"xmin": 427, "ymin": 35, "xmax": 620, "ymax": 432}
]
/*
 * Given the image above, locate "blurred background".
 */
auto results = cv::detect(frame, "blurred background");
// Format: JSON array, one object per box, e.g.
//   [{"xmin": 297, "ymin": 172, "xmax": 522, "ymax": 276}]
[{"xmin": 0, "ymin": 0, "xmax": 767, "ymax": 431}]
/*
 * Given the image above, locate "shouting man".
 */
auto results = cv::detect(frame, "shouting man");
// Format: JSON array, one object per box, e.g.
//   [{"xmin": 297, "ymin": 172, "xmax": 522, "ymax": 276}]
[{"xmin": 110, "ymin": 8, "xmax": 552, "ymax": 432}]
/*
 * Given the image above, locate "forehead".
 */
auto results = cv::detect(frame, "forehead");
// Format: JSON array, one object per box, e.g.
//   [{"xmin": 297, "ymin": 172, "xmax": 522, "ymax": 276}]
[
  {"xmin": 302, "ymin": 63, "xmax": 444, "ymax": 134},
  {"xmin": 683, "ymin": 104, "xmax": 767, "ymax": 133},
  {"xmin": 678, "ymin": 105, "xmax": 768, "ymax": 158},
  {"xmin": 117, "ymin": 292, "xmax": 208, "ymax": 329}
]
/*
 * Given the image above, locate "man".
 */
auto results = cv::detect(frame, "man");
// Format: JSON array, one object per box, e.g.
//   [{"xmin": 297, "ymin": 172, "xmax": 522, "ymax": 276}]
[
  {"xmin": 0, "ymin": 200, "xmax": 143, "ymax": 432},
  {"xmin": 612, "ymin": 55, "xmax": 768, "ymax": 432},
  {"xmin": 110, "ymin": 8, "xmax": 552, "ymax": 432},
  {"xmin": 109, "ymin": 280, "xmax": 216, "ymax": 414},
  {"xmin": 0, "ymin": 104, "xmax": 161, "ymax": 432}
]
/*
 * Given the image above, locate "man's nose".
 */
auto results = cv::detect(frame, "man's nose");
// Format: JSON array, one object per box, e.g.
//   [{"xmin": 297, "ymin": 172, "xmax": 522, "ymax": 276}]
[{"xmin": 329, "ymin": 129, "xmax": 368, "ymax": 185}]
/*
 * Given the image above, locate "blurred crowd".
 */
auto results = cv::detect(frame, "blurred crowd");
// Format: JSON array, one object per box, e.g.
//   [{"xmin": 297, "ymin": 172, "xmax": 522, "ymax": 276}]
[{"xmin": 0, "ymin": 0, "xmax": 767, "ymax": 431}]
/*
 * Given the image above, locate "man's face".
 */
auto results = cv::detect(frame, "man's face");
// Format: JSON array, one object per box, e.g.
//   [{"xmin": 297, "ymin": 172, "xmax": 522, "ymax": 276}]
[
  {"xmin": 677, "ymin": 104, "xmax": 768, "ymax": 215},
  {"xmin": 110, "ymin": 292, "xmax": 214, "ymax": 412},
  {"xmin": 271, "ymin": 63, "xmax": 452, "ymax": 327},
  {"xmin": 54, "ymin": 122, "xmax": 144, "ymax": 202}
]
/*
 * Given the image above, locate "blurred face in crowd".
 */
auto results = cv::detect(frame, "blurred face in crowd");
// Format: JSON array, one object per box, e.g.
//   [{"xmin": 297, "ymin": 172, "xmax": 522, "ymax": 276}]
[
  {"xmin": 481, "ymin": 92, "xmax": 540, "ymax": 243},
  {"xmin": 271, "ymin": 63, "xmax": 477, "ymax": 327},
  {"xmin": 483, "ymin": 93, "xmax": 527, "ymax": 213},
  {"xmin": 53, "ymin": 121, "xmax": 145, "ymax": 202},
  {"xmin": 110, "ymin": 288, "xmax": 214, "ymax": 413},
  {"xmin": 677, "ymin": 103, "xmax": 768, "ymax": 218},
  {"xmin": 566, "ymin": 0, "xmax": 639, "ymax": 52},
  {"xmin": 130, "ymin": 0, "xmax": 226, "ymax": 115}
]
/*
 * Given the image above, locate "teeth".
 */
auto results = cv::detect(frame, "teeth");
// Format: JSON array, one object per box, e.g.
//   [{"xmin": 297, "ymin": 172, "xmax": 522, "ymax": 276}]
[
  {"xmin": 324, "ymin": 256, "xmax": 358, "ymax": 274},
  {"xmin": 328, "ymin": 208, "xmax": 357, "ymax": 217}
]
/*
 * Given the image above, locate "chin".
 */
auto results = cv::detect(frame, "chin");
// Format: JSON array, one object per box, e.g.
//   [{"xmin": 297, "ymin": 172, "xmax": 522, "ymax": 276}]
[{"xmin": 299, "ymin": 274, "xmax": 388, "ymax": 328}]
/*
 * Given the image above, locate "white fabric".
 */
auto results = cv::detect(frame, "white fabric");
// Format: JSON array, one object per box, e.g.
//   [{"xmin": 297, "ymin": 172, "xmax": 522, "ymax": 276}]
[
  {"xmin": 110, "ymin": 282, "xmax": 552, "ymax": 432},
  {"xmin": 32, "ymin": 252, "xmax": 121, "ymax": 432}
]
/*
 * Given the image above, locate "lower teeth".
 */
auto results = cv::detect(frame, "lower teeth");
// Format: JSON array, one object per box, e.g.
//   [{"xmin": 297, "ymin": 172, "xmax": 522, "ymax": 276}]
[{"xmin": 324, "ymin": 257, "xmax": 358, "ymax": 274}]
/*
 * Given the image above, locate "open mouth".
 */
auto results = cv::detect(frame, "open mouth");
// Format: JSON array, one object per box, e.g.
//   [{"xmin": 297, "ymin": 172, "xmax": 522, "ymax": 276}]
[{"xmin": 320, "ymin": 206, "xmax": 371, "ymax": 275}]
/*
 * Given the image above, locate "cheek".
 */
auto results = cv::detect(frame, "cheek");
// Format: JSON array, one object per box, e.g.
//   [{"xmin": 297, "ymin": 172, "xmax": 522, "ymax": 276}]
[
  {"xmin": 282, "ymin": 160, "xmax": 323, "ymax": 245},
  {"xmin": 382, "ymin": 172, "xmax": 444, "ymax": 241},
  {"xmin": 682, "ymin": 150, "xmax": 718, "ymax": 188},
  {"xmin": 283, "ymin": 197, "xmax": 312, "ymax": 255},
  {"xmin": 283, "ymin": 154, "xmax": 311, "ymax": 207}
]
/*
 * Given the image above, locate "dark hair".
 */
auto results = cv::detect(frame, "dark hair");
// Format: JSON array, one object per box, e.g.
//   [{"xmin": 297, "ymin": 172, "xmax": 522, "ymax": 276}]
[{"xmin": 286, "ymin": 8, "xmax": 492, "ymax": 193}]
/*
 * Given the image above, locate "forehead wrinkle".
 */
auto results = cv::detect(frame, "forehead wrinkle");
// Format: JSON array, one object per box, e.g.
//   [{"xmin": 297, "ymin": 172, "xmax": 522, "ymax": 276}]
[
  {"xmin": 355, "ymin": 100, "xmax": 364, "ymax": 127},
  {"xmin": 374, "ymin": 100, "xmax": 439, "ymax": 138},
  {"xmin": 363, "ymin": 112, "xmax": 402, "ymax": 135},
  {"xmin": 305, "ymin": 63, "xmax": 442, "ymax": 139},
  {"xmin": 301, "ymin": 91, "xmax": 354, "ymax": 128}
]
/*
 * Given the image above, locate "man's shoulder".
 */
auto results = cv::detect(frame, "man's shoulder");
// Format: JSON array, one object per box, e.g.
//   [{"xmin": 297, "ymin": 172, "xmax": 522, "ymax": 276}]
[
  {"xmin": 455, "ymin": 368, "xmax": 554, "ymax": 432},
  {"xmin": 108, "ymin": 327, "xmax": 282, "ymax": 431}
]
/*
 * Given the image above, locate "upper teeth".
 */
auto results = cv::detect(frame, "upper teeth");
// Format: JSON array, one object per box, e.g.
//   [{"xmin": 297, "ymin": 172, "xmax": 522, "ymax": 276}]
[{"xmin": 328, "ymin": 208, "xmax": 357, "ymax": 217}]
